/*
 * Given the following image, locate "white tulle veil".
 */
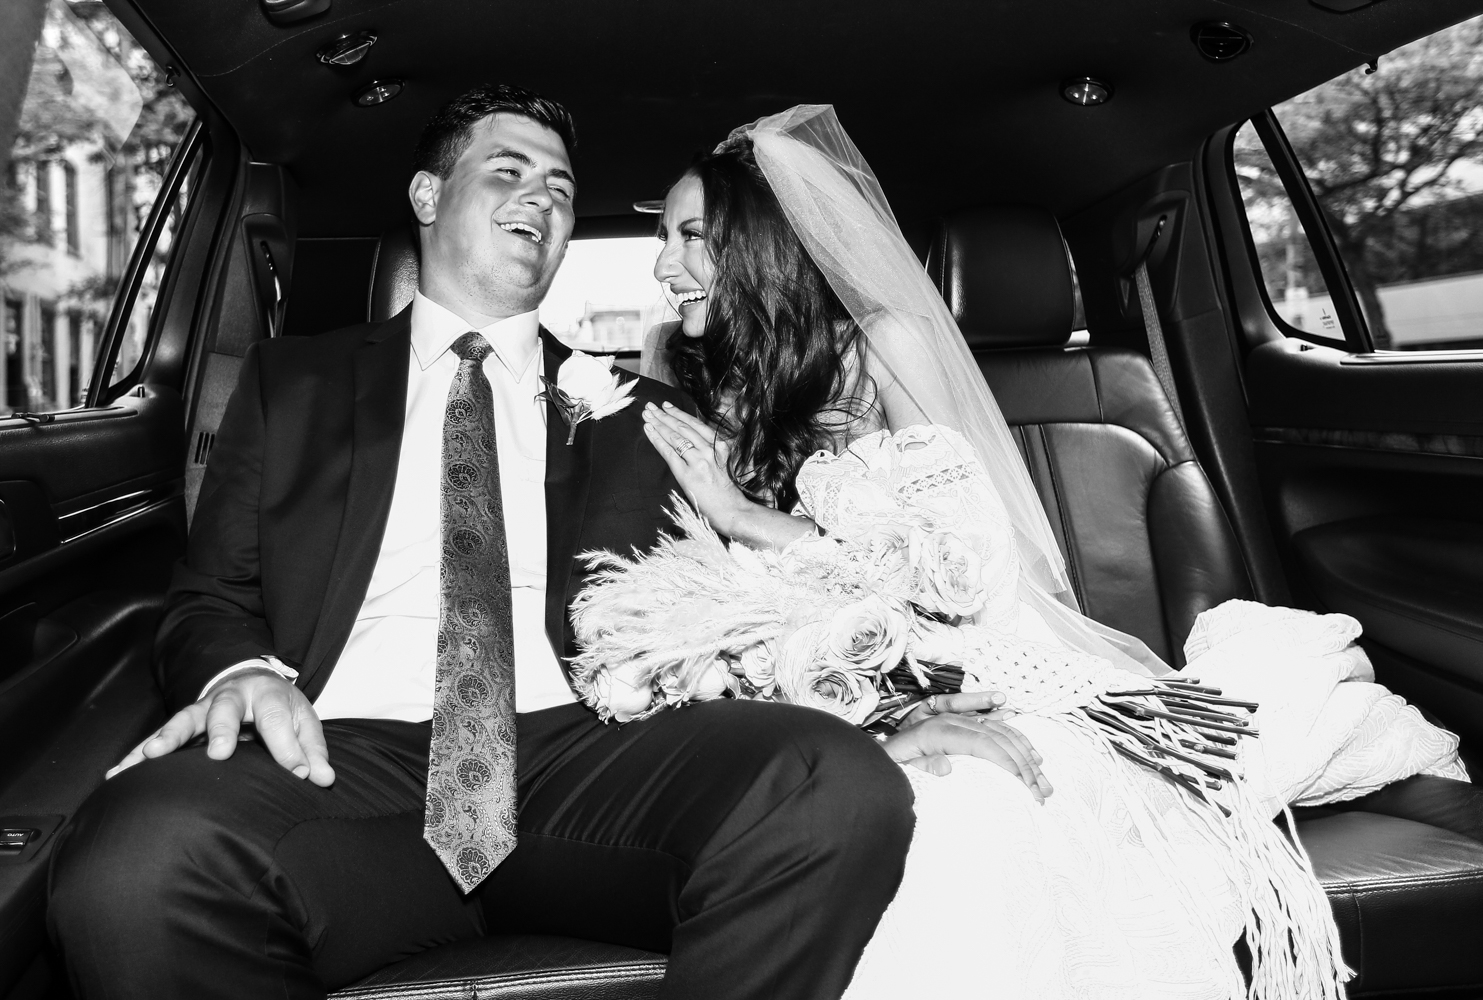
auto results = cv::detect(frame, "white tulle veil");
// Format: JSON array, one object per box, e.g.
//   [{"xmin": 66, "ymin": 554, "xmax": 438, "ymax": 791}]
[{"xmin": 728, "ymin": 105, "xmax": 1168, "ymax": 676}]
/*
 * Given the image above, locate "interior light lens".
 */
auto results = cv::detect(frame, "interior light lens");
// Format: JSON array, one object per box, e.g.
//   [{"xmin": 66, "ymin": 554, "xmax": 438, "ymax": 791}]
[
  {"xmin": 318, "ymin": 31, "xmax": 378, "ymax": 67},
  {"xmin": 353, "ymin": 79, "xmax": 403, "ymax": 107},
  {"xmin": 1061, "ymin": 77, "xmax": 1113, "ymax": 106}
]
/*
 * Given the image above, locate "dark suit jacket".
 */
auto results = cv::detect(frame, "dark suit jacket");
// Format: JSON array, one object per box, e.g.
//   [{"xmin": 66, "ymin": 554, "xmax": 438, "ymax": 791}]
[{"xmin": 156, "ymin": 306, "xmax": 689, "ymax": 713}]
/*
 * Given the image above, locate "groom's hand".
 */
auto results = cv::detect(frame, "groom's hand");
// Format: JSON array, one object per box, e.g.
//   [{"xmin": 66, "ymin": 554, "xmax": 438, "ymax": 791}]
[
  {"xmin": 883, "ymin": 691, "xmax": 1053, "ymax": 802},
  {"xmin": 108, "ymin": 669, "xmax": 335, "ymax": 787}
]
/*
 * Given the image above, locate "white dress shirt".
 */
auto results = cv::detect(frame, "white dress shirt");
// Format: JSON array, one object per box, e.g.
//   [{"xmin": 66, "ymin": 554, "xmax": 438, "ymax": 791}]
[{"xmin": 207, "ymin": 292, "xmax": 577, "ymax": 719}]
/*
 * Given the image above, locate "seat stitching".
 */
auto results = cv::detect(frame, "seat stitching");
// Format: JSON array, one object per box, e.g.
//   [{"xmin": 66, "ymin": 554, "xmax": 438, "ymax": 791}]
[
  {"xmin": 1321, "ymin": 869, "xmax": 1483, "ymax": 892},
  {"xmin": 332, "ymin": 964, "xmax": 668, "ymax": 999},
  {"xmin": 1037, "ymin": 422, "xmax": 1082, "ymax": 604},
  {"xmin": 1085, "ymin": 352, "xmax": 1105, "ymax": 424}
]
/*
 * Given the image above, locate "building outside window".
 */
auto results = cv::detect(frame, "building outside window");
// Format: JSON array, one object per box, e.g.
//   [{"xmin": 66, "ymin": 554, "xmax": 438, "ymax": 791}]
[
  {"xmin": 35, "ymin": 161, "xmax": 52, "ymax": 245},
  {"xmin": 3, "ymin": 300, "xmax": 25, "ymax": 412},
  {"xmin": 67, "ymin": 309, "xmax": 82, "ymax": 404},
  {"xmin": 38, "ymin": 304, "xmax": 56, "ymax": 409},
  {"xmin": 1, "ymin": 0, "xmax": 193, "ymax": 415},
  {"xmin": 64, "ymin": 160, "xmax": 79, "ymax": 255}
]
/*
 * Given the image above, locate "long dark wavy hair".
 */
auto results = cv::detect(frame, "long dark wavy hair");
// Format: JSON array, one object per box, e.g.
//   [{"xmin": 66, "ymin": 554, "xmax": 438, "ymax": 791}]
[{"xmin": 667, "ymin": 138, "xmax": 869, "ymax": 511}]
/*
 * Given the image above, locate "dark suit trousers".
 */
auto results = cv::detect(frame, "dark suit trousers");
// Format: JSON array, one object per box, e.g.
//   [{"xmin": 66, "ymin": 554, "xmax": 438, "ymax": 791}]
[{"xmin": 48, "ymin": 699, "xmax": 914, "ymax": 1000}]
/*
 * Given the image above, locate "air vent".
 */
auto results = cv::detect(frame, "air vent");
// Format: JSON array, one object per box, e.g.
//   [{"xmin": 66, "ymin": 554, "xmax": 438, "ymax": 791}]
[
  {"xmin": 192, "ymin": 431, "xmax": 216, "ymax": 466},
  {"xmin": 1191, "ymin": 22, "xmax": 1252, "ymax": 62}
]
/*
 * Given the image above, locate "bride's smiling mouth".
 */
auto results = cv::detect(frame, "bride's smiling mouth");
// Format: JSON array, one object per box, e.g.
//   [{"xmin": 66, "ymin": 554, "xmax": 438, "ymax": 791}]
[
  {"xmin": 675, "ymin": 289, "xmax": 708, "ymax": 307},
  {"xmin": 498, "ymin": 220, "xmax": 544, "ymax": 244}
]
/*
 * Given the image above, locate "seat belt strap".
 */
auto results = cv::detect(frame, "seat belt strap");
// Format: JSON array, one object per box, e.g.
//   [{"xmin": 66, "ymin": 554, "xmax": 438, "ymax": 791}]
[{"xmin": 1134, "ymin": 258, "xmax": 1186, "ymax": 432}]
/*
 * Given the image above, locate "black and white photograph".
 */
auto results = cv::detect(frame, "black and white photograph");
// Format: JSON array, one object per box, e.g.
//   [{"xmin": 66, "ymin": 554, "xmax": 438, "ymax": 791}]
[{"xmin": 2, "ymin": 1, "xmax": 1483, "ymax": 997}]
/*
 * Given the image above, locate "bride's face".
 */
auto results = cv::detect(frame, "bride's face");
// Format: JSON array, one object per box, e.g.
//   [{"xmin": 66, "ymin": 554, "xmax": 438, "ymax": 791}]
[{"xmin": 654, "ymin": 173, "xmax": 714, "ymax": 339}]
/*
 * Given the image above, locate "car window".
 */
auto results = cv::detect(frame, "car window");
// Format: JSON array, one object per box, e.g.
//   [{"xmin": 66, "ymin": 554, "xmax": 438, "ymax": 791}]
[
  {"xmin": 539, "ymin": 235, "xmax": 667, "ymax": 353},
  {"xmin": 1, "ymin": 0, "xmax": 195, "ymax": 415},
  {"xmin": 1235, "ymin": 14, "xmax": 1483, "ymax": 351},
  {"xmin": 1231, "ymin": 124, "xmax": 1343, "ymax": 343}
]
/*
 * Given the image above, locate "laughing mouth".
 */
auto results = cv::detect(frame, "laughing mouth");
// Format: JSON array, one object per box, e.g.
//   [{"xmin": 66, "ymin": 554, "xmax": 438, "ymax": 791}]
[
  {"xmin": 676, "ymin": 289, "xmax": 708, "ymax": 306},
  {"xmin": 499, "ymin": 221, "xmax": 543, "ymax": 244}
]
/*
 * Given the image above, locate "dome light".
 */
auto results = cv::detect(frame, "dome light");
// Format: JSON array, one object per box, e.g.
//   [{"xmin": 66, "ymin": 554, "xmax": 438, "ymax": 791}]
[
  {"xmin": 317, "ymin": 31, "xmax": 378, "ymax": 67},
  {"xmin": 353, "ymin": 79, "xmax": 403, "ymax": 107},
  {"xmin": 1061, "ymin": 77, "xmax": 1113, "ymax": 106},
  {"xmin": 1191, "ymin": 22, "xmax": 1252, "ymax": 62}
]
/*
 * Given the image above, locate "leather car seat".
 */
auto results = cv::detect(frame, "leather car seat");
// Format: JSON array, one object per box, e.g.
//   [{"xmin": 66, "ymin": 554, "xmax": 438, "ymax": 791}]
[
  {"xmin": 927, "ymin": 205, "xmax": 1483, "ymax": 996},
  {"xmin": 926, "ymin": 205, "xmax": 1253, "ymax": 666},
  {"xmin": 367, "ymin": 225, "xmax": 420, "ymax": 323},
  {"xmin": 340, "ymin": 217, "xmax": 1483, "ymax": 997}
]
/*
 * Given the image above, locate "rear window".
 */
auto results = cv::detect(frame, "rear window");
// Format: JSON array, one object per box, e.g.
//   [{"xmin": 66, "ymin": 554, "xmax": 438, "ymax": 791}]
[{"xmin": 539, "ymin": 236, "xmax": 667, "ymax": 354}]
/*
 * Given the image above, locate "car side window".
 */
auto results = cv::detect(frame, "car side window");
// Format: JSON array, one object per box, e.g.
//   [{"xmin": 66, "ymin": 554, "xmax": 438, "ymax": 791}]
[
  {"xmin": 1233, "ymin": 13, "xmax": 1483, "ymax": 351},
  {"xmin": 1232, "ymin": 124, "xmax": 1343, "ymax": 344},
  {"xmin": 1, "ymin": 0, "xmax": 196, "ymax": 416},
  {"xmin": 540, "ymin": 235, "xmax": 664, "ymax": 353}
]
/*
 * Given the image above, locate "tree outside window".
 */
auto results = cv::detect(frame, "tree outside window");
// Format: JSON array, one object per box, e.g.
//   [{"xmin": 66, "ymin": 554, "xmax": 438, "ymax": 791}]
[{"xmin": 1237, "ymin": 15, "xmax": 1483, "ymax": 350}]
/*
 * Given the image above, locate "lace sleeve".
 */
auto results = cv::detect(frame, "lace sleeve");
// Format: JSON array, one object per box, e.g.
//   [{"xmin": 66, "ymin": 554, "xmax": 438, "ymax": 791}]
[{"xmin": 640, "ymin": 322, "xmax": 681, "ymax": 387}]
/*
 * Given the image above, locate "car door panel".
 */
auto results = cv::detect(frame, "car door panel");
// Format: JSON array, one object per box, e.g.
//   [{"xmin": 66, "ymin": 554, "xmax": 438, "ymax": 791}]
[
  {"xmin": 0, "ymin": 98, "xmax": 227, "ymax": 1000},
  {"xmin": 0, "ymin": 634, "xmax": 165, "ymax": 993},
  {"xmin": 0, "ymin": 385, "xmax": 188, "ymax": 1000},
  {"xmin": 1246, "ymin": 336, "xmax": 1483, "ymax": 752}
]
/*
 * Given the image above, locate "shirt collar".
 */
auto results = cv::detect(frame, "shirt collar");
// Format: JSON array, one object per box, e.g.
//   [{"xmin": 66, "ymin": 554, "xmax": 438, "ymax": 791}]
[{"xmin": 410, "ymin": 290, "xmax": 542, "ymax": 379}]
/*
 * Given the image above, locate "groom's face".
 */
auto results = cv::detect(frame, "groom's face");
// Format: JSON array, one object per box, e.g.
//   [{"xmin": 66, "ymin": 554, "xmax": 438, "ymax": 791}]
[{"xmin": 410, "ymin": 113, "xmax": 576, "ymax": 318}]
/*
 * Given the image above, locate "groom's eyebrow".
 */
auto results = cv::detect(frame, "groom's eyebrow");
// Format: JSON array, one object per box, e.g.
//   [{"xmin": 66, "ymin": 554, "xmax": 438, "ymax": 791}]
[{"xmin": 486, "ymin": 148, "xmax": 577, "ymax": 191}]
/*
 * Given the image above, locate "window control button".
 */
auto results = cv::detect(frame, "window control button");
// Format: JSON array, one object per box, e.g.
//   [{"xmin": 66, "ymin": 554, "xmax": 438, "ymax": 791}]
[{"xmin": 0, "ymin": 829, "xmax": 37, "ymax": 852}]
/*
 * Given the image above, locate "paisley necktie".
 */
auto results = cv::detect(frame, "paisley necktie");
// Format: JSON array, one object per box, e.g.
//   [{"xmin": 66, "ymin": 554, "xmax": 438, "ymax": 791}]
[{"xmin": 424, "ymin": 331, "xmax": 519, "ymax": 893}]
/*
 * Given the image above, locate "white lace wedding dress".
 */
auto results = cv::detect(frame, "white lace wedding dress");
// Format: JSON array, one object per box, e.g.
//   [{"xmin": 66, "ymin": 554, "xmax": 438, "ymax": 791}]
[
  {"xmin": 785, "ymin": 424, "xmax": 1468, "ymax": 1000},
  {"xmin": 639, "ymin": 99, "xmax": 1467, "ymax": 996}
]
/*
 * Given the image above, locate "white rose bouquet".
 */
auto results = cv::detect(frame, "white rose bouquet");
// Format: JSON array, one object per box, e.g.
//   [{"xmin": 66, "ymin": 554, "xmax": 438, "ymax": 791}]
[
  {"xmin": 568, "ymin": 498, "xmax": 974, "ymax": 726},
  {"xmin": 570, "ymin": 425, "xmax": 1259, "ymax": 816}
]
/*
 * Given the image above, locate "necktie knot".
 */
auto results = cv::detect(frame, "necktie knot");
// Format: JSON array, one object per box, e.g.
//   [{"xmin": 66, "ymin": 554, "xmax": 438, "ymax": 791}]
[{"xmin": 451, "ymin": 331, "xmax": 494, "ymax": 366}]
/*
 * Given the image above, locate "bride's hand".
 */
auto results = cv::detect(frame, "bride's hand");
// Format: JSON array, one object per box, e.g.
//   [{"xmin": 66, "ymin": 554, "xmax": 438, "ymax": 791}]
[
  {"xmin": 641, "ymin": 401, "xmax": 755, "ymax": 535},
  {"xmin": 883, "ymin": 691, "xmax": 1054, "ymax": 802}
]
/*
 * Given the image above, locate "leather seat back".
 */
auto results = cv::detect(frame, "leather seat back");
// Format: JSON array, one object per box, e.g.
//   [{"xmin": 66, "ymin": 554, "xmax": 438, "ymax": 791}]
[
  {"xmin": 368, "ymin": 226, "xmax": 419, "ymax": 322},
  {"xmin": 927, "ymin": 206, "xmax": 1252, "ymax": 665}
]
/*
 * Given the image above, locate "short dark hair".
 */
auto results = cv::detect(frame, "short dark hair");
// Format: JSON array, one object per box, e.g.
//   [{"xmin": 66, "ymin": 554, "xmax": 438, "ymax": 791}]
[{"xmin": 411, "ymin": 83, "xmax": 577, "ymax": 179}]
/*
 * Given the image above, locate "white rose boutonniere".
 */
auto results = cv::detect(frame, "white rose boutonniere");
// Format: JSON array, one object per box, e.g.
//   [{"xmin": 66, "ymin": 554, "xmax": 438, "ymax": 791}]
[{"xmin": 540, "ymin": 350, "xmax": 638, "ymax": 445}]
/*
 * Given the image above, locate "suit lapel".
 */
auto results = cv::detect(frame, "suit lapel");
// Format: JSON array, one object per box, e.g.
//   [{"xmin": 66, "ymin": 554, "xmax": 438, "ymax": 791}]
[
  {"xmin": 301, "ymin": 308, "xmax": 412, "ymax": 698},
  {"xmin": 542, "ymin": 330, "xmax": 593, "ymax": 666}
]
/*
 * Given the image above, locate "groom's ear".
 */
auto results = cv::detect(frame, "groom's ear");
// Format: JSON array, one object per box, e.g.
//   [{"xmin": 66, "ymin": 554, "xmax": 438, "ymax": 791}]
[{"xmin": 408, "ymin": 171, "xmax": 441, "ymax": 227}]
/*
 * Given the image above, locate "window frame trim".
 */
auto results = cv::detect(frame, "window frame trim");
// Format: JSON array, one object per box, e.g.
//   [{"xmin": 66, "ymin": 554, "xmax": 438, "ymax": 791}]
[
  {"xmin": 87, "ymin": 118, "xmax": 206, "ymax": 408},
  {"xmin": 1234, "ymin": 110, "xmax": 1373, "ymax": 353}
]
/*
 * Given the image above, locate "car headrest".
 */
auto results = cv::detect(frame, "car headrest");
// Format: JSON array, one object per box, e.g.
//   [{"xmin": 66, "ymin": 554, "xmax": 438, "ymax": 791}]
[
  {"xmin": 368, "ymin": 226, "xmax": 420, "ymax": 322},
  {"xmin": 926, "ymin": 205, "xmax": 1074, "ymax": 350}
]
